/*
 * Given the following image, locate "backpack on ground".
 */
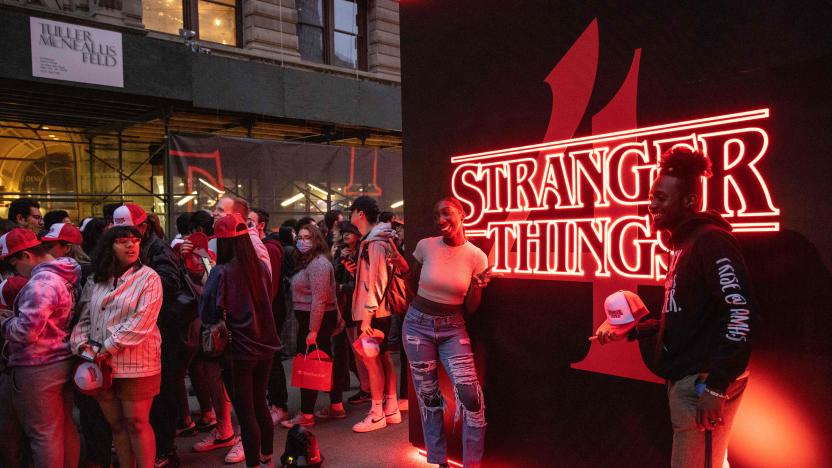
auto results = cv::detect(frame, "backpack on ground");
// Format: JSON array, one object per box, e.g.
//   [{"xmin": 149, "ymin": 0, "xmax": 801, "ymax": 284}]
[{"xmin": 280, "ymin": 424, "xmax": 323, "ymax": 467}]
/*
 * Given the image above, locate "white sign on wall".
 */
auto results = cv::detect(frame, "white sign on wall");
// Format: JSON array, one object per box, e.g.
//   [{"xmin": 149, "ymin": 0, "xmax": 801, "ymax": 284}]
[{"xmin": 30, "ymin": 17, "xmax": 124, "ymax": 88}]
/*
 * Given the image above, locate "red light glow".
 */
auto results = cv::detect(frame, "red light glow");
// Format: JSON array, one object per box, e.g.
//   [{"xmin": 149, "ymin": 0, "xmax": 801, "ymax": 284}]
[
  {"xmin": 729, "ymin": 369, "xmax": 822, "ymax": 467},
  {"xmin": 415, "ymin": 449, "xmax": 463, "ymax": 468}
]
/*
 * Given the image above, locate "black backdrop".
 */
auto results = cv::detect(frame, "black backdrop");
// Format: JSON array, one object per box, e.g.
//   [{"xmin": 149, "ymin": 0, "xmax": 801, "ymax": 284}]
[{"xmin": 400, "ymin": 2, "xmax": 832, "ymax": 467}]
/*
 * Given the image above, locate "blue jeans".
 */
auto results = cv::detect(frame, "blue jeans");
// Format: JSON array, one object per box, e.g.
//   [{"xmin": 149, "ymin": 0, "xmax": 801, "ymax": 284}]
[
  {"xmin": 403, "ymin": 306, "xmax": 486, "ymax": 468},
  {"xmin": 4, "ymin": 359, "xmax": 80, "ymax": 468}
]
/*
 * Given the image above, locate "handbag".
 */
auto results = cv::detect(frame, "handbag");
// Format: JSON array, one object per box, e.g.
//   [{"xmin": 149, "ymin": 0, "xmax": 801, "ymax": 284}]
[
  {"xmin": 291, "ymin": 347, "xmax": 333, "ymax": 392},
  {"xmin": 201, "ymin": 308, "xmax": 230, "ymax": 358}
]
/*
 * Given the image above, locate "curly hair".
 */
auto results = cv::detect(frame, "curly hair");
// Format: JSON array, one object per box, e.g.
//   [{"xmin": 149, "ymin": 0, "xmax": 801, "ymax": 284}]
[
  {"xmin": 91, "ymin": 225, "xmax": 144, "ymax": 283},
  {"xmin": 658, "ymin": 147, "xmax": 713, "ymax": 195}
]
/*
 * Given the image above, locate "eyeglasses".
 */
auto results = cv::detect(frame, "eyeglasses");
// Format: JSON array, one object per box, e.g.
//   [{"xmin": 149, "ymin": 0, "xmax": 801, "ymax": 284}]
[{"xmin": 114, "ymin": 237, "xmax": 141, "ymax": 246}]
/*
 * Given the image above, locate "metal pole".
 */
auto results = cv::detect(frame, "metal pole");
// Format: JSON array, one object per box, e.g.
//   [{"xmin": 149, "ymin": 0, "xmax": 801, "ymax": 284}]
[
  {"xmin": 118, "ymin": 130, "xmax": 124, "ymax": 201},
  {"xmin": 88, "ymin": 137, "xmax": 95, "ymax": 212},
  {"xmin": 163, "ymin": 118, "xmax": 174, "ymax": 239}
]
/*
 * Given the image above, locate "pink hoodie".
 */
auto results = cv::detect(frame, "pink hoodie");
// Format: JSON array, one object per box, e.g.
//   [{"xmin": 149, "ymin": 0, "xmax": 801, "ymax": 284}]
[{"xmin": 1, "ymin": 257, "xmax": 80, "ymax": 367}]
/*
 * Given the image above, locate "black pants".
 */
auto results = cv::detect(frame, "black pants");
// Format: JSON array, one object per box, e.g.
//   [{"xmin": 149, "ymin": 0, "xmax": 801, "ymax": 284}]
[
  {"xmin": 151, "ymin": 327, "xmax": 180, "ymax": 457},
  {"xmin": 176, "ymin": 333, "xmax": 213, "ymax": 423},
  {"xmin": 267, "ymin": 306, "xmax": 288, "ymax": 410},
  {"xmin": 223, "ymin": 358, "xmax": 273, "ymax": 467},
  {"xmin": 294, "ymin": 310, "xmax": 349, "ymax": 414},
  {"xmin": 75, "ymin": 391, "xmax": 112, "ymax": 465}
]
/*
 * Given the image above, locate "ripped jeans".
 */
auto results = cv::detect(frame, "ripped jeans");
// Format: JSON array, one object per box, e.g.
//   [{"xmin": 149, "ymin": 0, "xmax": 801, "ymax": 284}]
[{"xmin": 403, "ymin": 306, "xmax": 485, "ymax": 467}]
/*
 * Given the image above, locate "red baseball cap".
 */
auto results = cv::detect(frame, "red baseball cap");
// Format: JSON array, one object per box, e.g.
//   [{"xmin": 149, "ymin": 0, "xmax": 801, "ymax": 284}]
[
  {"xmin": 41, "ymin": 223, "xmax": 83, "ymax": 245},
  {"xmin": 0, "ymin": 228, "xmax": 42, "ymax": 259},
  {"xmin": 0, "ymin": 276, "xmax": 27, "ymax": 307},
  {"xmin": 213, "ymin": 213, "xmax": 248, "ymax": 239},
  {"xmin": 112, "ymin": 203, "xmax": 147, "ymax": 227}
]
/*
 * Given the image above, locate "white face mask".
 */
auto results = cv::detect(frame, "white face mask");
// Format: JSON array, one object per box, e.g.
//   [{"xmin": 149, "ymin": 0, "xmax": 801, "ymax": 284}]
[{"xmin": 296, "ymin": 239, "xmax": 313, "ymax": 253}]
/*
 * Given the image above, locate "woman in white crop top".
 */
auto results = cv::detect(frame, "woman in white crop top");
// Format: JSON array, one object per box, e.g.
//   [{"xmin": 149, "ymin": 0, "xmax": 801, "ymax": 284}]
[{"xmin": 403, "ymin": 197, "xmax": 495, "ymax": 468}]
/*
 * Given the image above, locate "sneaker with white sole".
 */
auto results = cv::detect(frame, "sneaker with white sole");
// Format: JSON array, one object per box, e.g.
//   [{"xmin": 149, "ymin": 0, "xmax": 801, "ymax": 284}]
[
  {"xmin": 191, "ymin": 430, "xmax": 238, "ymax": 453},
  {"xmin": 384, "ymin": 409, "xmax": 402, "ymax": 424},
  {"xmin": 270, "ymin": 406, "xmax": 289, "ymax": 425},
  {"xmin": 347, "ymin": 390, "xmax": 371, "ymax": 405},
  {"xmin": 279, "ymin": 413, "xmax": 315, "ymax": 429},
  {"xmin": 352, "ymin": 412, "xmax": 387, "ymax": 433},
  {"xmin": 224, "ymin": 440, "xmax": 245, "ymax": 464},
  {"xmin": 314, "ymin": 405, "xmax": 347, "ymax": 419}
]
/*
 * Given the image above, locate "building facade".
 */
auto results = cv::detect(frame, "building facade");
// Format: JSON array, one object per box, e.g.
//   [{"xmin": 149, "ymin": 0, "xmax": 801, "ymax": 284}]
[{"xmin": 0, "ymin": 0, "xmax": 402, "ymax": 232}]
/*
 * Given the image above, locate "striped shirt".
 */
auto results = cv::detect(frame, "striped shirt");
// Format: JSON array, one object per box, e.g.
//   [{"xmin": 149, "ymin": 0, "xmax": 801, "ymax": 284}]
[{"xmin": 70, "ymin": 264, "xmax": 163, "ymax": 378}]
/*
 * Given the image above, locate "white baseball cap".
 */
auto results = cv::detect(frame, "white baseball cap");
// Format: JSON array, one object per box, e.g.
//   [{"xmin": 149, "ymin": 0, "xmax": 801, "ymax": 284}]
[
  {"xmin": 112, "ymin": 203, "xmax": 147, "ymax": 227},
  {"xmin": 352, "ymin": 335, "xmax": 381, "ymax": 359},
  {"xmin": 73, "ymin": 360, "xmax": 112, "ymax": 396},
  {"xmin": 598, "ymin": 290, "xmax": 649, "ymax": 336}
]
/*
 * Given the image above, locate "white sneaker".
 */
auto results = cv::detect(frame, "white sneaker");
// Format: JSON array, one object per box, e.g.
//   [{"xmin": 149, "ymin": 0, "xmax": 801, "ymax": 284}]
[
  {"xmin": 352, "ymin": 412, "xmax": 387, "ymax": 433},
  {"xmin": 398, "ymin": 399, "xmax": 409, "ymax": 412},
  {"xmin": 385, "ymin": 409, "xmax": 402, "ymax": 424},
  {"xmin": 225, "ymin": 439, "xmax": 246, "ymax": 464},
  {"xmin": 270, "ymin": 406, "xmax": 289, "ymax": 425},
  {"xmin": 280, "ymin": 413, "xmax": 315, "ymax": 429},
  {"xmin": 191, "ymin": 429, "xmax": 238, "ymax": 452}
]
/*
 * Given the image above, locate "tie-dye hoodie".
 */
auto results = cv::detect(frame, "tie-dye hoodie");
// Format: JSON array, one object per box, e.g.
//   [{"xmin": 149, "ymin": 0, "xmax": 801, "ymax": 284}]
[{"xmin": 1, "ymin": 257, "xmax": 80, "ymax": 367}]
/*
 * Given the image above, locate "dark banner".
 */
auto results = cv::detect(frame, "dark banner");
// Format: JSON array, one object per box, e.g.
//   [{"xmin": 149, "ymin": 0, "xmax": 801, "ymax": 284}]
[
  {"xmin": 401, "ymin": 2, "xmax": 831, "ymax": 467},
  {"xmin": 168, "ymin": 134, "xmax": 402, "ymax": 224}
]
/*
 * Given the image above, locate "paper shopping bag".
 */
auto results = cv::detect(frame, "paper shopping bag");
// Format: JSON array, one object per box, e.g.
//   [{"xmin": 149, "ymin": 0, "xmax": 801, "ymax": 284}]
[{"xmin": 291, "ymin": 349, "xmax": 333, "ymax": 392}]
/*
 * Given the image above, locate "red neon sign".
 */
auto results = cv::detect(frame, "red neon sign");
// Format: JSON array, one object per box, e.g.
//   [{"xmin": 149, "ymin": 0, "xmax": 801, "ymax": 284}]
[{"xmin": 451, "ymin": 108, "xmax": 780, "ymax": 281}]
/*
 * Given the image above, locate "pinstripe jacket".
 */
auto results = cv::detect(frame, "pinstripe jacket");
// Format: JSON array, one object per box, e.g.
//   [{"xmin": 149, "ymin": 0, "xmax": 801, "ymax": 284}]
[{"xmin": 71, "ymin": 263, "xmax": 163, "ymax": 378}]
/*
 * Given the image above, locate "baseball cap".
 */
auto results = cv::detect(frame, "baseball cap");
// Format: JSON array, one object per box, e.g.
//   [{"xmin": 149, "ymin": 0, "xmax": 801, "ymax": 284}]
[
  {"xmin": 0, "ymin": 228, "xmax": 42, "ymax": 259},
  {"xmin": 347, "ymin": 196, "xmax": 379, "ymax": 214},
  {"xmin": 41, "ymin": 223, "xmax": 83, "ymax": 245},
  {"xmin": 0, "ymin": 276, "xmax": 27, "ymax": 307},
  {"xmin": 213, "ymin": 213, "xmax": 248, "ymax": 239},
  {"xmin": 351, "ymin": 335, "xmax": 381, "ymax": 359},
  {"xmin": 598, "ymin": 290, "xmax": 649, "ymax": 336},
  {"xmin": 79, "ymin": 217, "xmax": 94, "ymax": 232},
  {"xmin": 72, "ymin": 359, "xmax": 113, "ymax": 396},
  {"xmin": 112, "ymin": 203, "xmax": 147, "ymax": 227}
]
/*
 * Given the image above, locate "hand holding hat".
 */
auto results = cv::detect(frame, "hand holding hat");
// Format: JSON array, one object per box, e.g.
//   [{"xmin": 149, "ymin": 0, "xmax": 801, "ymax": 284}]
[{"xmin": 591, "ymin": 290, "xmax": 649, "ymax": 345}]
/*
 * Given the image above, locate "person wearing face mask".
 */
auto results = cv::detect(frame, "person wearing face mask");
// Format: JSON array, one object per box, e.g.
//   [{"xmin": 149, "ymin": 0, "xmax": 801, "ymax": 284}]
[{"xmin": 281, "ymin": 224, "xmax": 348, "ymax": 428}]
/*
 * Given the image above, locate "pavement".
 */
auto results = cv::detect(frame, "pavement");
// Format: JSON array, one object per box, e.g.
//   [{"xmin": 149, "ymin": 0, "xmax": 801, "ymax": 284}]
[{"xmin": 177, "ymin": 354, "xmax": 431, "ymax": 468}]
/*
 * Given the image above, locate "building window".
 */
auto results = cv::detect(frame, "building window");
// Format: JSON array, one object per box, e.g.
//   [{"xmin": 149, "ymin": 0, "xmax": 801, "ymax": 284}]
[
  {"xmin": 143, "ymin": 0, "xmax": 240, "ymax": 47},
  {"xmin": 298, "ymin": 0, "xmax": 366, "ymax": 69}
]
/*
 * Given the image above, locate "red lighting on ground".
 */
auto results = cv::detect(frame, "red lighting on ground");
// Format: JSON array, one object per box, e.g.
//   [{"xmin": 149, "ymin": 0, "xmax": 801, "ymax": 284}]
[{"xmin": 415, "ymin": 449, "xmax": 463, "ymax": 468}]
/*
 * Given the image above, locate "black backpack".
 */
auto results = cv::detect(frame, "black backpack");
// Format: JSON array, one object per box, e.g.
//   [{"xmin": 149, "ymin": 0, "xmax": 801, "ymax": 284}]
[{"xmin": 280, "ymin": 425, "xmax": 323, "ymax": 467}]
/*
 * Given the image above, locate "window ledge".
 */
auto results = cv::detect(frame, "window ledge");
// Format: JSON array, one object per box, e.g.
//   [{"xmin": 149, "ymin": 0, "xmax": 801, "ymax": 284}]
[{"xmin": 145, "ymin": 30, "xmax": 401, "ymax": 85}]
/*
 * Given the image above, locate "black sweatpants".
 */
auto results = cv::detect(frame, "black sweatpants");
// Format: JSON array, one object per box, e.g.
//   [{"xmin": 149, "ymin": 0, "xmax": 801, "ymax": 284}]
[
  {"xmin": 151, "ymin": 327, "xmax": 180, "ymax": 457},
  {"xmin": 294, "ymin": 310, "xmax": 349, "ymax": 414},
  {"xmin": 223, "ymin": 358, "xmax": 274, "ymax": 467},
  {"xmin": 267, "ymin": 305, "xmax": 288, "ymax": 410}
]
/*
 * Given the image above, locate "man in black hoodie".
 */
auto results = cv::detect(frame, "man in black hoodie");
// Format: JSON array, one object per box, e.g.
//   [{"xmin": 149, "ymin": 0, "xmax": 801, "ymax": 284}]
[{"xmin": 596, "ymin": 148, "xmax": 755, "ymax": 468}]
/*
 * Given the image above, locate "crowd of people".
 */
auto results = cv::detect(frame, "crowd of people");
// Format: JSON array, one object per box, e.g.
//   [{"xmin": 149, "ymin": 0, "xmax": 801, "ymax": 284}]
[
  {"xmin": 0, "ymin": 146, "xmax": 752, "ymax": 468},
  {"xmin": 0, "ymin": 192, "xmax": 495, "ymax": 468}
]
